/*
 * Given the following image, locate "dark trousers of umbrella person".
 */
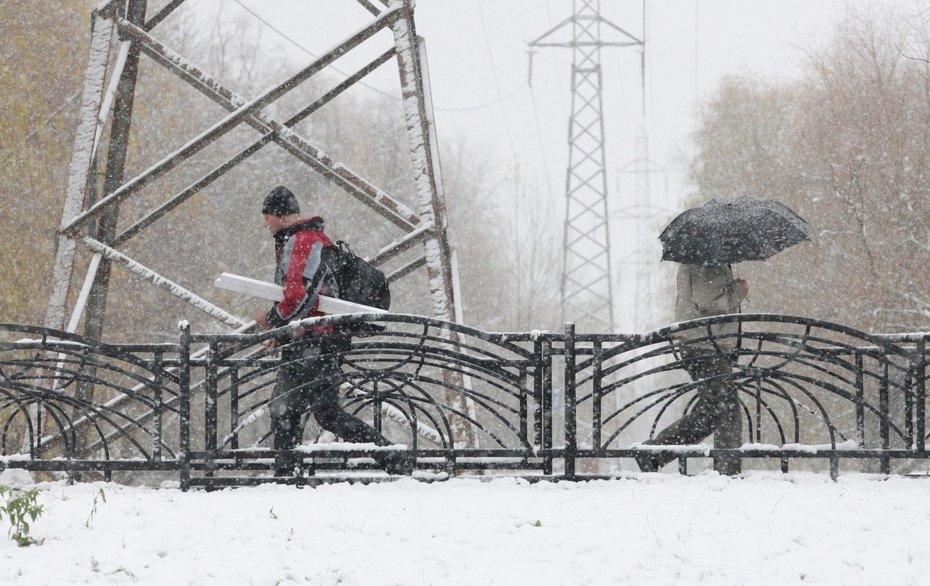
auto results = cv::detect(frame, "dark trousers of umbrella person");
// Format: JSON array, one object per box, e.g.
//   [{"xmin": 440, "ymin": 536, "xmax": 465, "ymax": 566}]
[{"xmin": 636, "ymin": 264, "xmax": 748, "ymax": 476}]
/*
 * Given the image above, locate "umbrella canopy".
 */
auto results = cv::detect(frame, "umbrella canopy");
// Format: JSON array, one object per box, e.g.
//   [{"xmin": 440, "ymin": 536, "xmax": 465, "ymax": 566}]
[{"xmin": 659, "ymin": 196, "xmax": 809, "ymax": 266}]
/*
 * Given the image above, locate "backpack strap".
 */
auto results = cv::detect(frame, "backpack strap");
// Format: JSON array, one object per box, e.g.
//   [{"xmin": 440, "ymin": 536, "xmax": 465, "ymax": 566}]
[{"xmin": 334, "ymin": 240, "xmax": 353, "ymax": 256}]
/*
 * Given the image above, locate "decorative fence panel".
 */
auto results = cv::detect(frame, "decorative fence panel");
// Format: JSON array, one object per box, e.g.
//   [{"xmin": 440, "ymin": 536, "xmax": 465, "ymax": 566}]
[
  {"xmin": 0, "ymin": 325, "xmax": 184, "ymax": 482},
  {"xmin": 0, "ymin": 314, "xmax": 927, "ymax": 487},
  {"xmin": 183, "ymin": 315, "xmax": 552, "ymax": 488},
  {"xmin": 569, "ymin": 315, "xmax": 926, "ymax": 479}
]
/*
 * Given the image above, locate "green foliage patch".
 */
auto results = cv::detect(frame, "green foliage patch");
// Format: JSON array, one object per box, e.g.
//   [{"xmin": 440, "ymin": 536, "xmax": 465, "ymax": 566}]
[{"xmin": 0, "ymin": 485, "xmax": 44, "ymax": 547}]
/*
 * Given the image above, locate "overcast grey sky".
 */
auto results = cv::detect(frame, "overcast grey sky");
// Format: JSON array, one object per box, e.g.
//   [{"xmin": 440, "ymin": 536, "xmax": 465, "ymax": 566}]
[
  {"xmin": 211, "ymin": 0, "xmax": 907, "ymax": 198},
  {"xmin": 191, "ymin": 0, "xmax": 912, "ymax": 329}
]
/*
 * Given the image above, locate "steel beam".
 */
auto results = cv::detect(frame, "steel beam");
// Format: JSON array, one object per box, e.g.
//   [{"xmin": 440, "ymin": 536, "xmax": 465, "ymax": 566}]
[
  {"xmin": 117, "ymin": 19, "xmax": 420, "ymax": 231},
  {"xmin": 392, "ymin": 0, "xmax": 476, "ymax": 448},
  {"xmin": 391, "ymin": 4, "xmax": 454, "ymax": 321},
  {"xmin": 112, "ymin": 47, "xmax": 398, "ymax": 248},
  {"xmin": 62, "ymin": 15, "xmax": 419, "ymax": 235},
  {"xmin": 83, "ymin": 237, "xmax": 247, "ymax": 329},
  {"xmin": 367, "ymin": 224, "xmax": 433, "ymax": 267},
  {"xmin": 355, "ymin": 0, "xmax": 383, "ymax": 17},
  {"xmin": 143, "ymin": 0, "xmax": 186, "ymax": 31},
  {"xmin": 44, "ymin": 14, "xmax": 115, "ymax": 332},
  {"xmin": 84, "ymin": 0, "xmax": 148, "ymax": 345},
  {"xmin": 386, "ymin": 256, "xmax": 427, "ymax": 283}
]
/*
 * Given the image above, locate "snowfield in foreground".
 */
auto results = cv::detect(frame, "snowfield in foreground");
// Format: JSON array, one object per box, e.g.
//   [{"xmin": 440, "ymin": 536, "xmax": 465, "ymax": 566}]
[{"xmin": 0, "ymin": 472, "xmax": 928, "ymax": 585}]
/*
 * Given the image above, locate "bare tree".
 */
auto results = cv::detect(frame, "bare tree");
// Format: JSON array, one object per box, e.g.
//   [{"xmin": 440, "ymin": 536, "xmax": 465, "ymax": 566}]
[{"xmin": 689, "ymin": 7, "xmax": 930, "ymax": 334}]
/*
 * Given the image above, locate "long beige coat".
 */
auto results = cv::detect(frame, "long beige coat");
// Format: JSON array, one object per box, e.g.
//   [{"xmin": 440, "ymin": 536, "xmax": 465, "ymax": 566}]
[{"xmin": 674, "ymin": 264, "xmax": 744, "ymax": 350}]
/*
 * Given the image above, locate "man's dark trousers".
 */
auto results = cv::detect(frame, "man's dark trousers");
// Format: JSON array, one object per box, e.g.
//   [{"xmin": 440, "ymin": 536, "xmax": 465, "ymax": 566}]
[
  {"xmin": 269, "ymin": 340, "xmax": 392, "ymax": 475},
  {"xmin": 640, "ymin": 347, "xmax": 742, "ymax": 475}
]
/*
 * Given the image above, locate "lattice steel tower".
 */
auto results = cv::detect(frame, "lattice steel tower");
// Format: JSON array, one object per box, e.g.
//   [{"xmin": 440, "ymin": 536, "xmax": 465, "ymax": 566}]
[
  {"xmin": 530, "ymin": 0, "xmax": 642, "ymax": 333},
  {"xmin": 44, "ymin": 0, "xmax": 478, "ymax": 447},
  {"xmin": 47, "ymin": 0, "xmax": 460, "ymax": 340},
  {"xmin": 616, "ymin": 125, "xmax": 669, "ymax": 333}
]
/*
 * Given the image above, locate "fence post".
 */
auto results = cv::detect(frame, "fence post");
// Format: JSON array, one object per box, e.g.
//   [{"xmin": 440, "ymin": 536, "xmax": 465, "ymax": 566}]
[
  {"xmin": 178, "ymin": 321, "xmax": 191, "ymax": 491},
  {"xmin": 153, "ymin": 350, "xmax": 163, "ymax": 462},
  {"xmin": 564, "ymin": 323, "xmax": 576, "ymax": 480},
  {"xmin": 592, "ymin": 340, "xmax": 602, "ymax": 454},
  {"xmin": 880, "ymin": 361, "xmax": 890, "ymax": 474},
  {"xmin": 855, "ymin": 353, "xmax": 864, "ymax": 447},
  {"xmin": 204, "ymin": 341, "xmax": 218, "ymax": 477},
  {"xmin": 541, "ymin": 338, "xmax": 553, "ymax": 475},
  {"xmin": 917, "ymin": 338, "xmax": 926, "ymax": 453}
]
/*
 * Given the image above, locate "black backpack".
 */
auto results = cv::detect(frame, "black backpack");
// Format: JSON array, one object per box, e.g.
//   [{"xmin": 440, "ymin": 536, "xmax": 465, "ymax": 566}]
[{"xmin": 321, "ymin": 240, "xmax": 391, "ymax": 312}]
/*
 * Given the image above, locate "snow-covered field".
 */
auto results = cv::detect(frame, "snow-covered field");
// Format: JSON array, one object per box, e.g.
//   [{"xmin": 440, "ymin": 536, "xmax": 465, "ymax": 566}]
[{"xmin": 0, "ymin": 471, "xmax": 928, "ymax": 585}]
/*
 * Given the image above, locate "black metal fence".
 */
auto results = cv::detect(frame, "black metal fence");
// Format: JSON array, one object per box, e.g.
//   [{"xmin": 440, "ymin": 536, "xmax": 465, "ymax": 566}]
[{"xmin": 0, "ymin": 313, "xmax": 927, "ymax": 487}]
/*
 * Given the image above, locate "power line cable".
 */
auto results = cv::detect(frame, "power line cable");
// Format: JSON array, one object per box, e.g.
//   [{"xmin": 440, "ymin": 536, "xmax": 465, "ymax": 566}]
[
  {"xmin": 545, "ymin": 0, "xmax": 568, "ymax": 122},
  {"xmin": 476, "ymin": 0, "xmax": 518, "ymax": 163},
  {"xmin": 232, "ymin": 0, "xmax": 524, "ymax": 113},
  {"xmin": 695, "ymin": 0, "xmax": 699, "ymax": 102},
  {"xmin": 232, "ymin": 0, "xmax": 397, "ymax": 100},
  {"xmin": 643, "ymin": 0, "xmax": 657, "ymax": 167},
  {"xmin": 435, "ymin": 83, "xmax": 527, "ymax": 112},
  {"xmin": 529, "ymin": 88, "xmax": 555, "ymax": 201}
]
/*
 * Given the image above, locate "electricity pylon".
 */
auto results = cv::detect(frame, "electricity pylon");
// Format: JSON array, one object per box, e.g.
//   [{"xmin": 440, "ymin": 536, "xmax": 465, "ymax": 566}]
[
  {"xmin": 44, "ymin": 0, "xmax": 477, "ymax": 447},
  {"xmin": 47, "ymin": 0, "xmax": 458, "ymax": 338},
  {"xmin": 529, "ymin": 0, "xmax": 642, "ymax": 333},
  {"xmin": 615, "ymin": 126, "xmax": 670, "ymax": 333}
]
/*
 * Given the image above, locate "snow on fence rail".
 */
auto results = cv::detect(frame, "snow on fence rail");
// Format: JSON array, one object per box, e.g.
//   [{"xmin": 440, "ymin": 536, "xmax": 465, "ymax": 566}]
[{"xmin": 0, "ymin": 313, "xmax": 927, "ymax": 488}]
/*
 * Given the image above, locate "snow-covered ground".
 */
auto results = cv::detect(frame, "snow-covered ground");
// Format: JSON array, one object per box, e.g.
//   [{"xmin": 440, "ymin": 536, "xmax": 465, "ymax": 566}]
[{"xmin": 0, "ymin": 471, "xmax": 928, "ymax": 585}]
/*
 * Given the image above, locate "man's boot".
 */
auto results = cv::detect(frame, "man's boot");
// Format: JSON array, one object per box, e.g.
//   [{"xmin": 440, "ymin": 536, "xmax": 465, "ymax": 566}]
[
  {"xmin": 380, "ymin": 451, "xmax": 415, "ymax": 475},
  {"xmin": 635, "ymin": 454, "xmax": 660, "ymax": 473},
  {"xmin": 274, "ymin": 451, "xmax": 300, "ymax": 477}
]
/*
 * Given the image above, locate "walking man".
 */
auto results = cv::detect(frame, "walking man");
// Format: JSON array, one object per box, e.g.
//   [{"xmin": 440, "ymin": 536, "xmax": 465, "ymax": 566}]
[{"xmin": 254, "ymin": 186, "xmax": 411, "ymax": 476}]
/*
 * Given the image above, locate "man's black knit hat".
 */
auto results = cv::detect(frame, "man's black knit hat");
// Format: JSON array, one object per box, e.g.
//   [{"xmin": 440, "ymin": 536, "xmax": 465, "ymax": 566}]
[{"xmin": 262, "ymin": 186, "xmax": 300, "ymax": 216}]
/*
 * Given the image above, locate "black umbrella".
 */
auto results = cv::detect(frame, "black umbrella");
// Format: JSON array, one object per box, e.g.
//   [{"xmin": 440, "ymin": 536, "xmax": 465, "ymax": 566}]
[{"xmin": 659, "ymin": 196, "xmax": 809, "ymax": 266}]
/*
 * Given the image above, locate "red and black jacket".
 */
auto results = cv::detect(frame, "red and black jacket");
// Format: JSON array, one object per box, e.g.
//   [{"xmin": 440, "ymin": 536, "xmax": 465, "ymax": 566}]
[{"xmin": 266, "ymin": 216, "xmax": 335, "ymax": 332}]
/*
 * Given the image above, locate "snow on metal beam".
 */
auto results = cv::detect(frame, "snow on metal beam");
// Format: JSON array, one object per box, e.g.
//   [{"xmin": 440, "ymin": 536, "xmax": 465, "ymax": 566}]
[
  {"xmin": 81, "ymin": 237, "xmax": 246, "ymax": 329},
  {"xmin": 61, "ymin": 6, "xmax": 405, "ymax": 237},
  {"xmin": 44, "ymin": 16, "xmax": 114, "ymax": 332},
  {"xmin": 392, "ymin": 7, "xmax": 451, "ymax": 321},
  {"xmin": 92, "ymin": 40, "xmax": 130, "ymax": 160},
  {"xmin": 392, "ymin": 1, "xmax": 477, "ymax": 448},
  {"xmin": 367, "ymin": 223, "xmax": 433, "ymax": 267},
  {"xmin": 95, "ymin": 0, "xmax": 122, "ymax": 16},
  {"xmin": 66, "ymin": 253, "xmax": 103, "ymax": 334},
  {"xmin": 116, "ymin": 19, "xmax": 419, "ymax": 233},
  {"xmin": 355, "ymin": 0, "xmax": 383, "ymax": 17},
  {"xmin": 113, "ymin": 49, "xmax": 400, "ymax": 247}
]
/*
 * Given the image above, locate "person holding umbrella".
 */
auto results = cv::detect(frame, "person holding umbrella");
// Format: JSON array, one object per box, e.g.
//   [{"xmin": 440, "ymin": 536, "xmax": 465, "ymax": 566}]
[
  {"xmin": 635, "ymin": 263, "xmax": 748, "ymax": 474},
  {"xmin": 637, "ymin": 196, "xmax": 809, "ymax": 475}
]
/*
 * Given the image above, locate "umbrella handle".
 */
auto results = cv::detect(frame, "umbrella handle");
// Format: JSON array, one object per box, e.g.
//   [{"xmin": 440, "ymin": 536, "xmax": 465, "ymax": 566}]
[{"xmin": 731, "ymin": 265, "xmax": 750, "ymax": 303}]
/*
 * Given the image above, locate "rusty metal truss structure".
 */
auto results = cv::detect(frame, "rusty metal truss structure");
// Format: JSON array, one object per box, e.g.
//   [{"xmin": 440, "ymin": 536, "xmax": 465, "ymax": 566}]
[
  {"xmin": 45, "ymin": 0, "xmax": 459, "ymax": 346},
  {"xmin": 530, "ymin": 0, "xmax": 642, "ymax": 333},
  {"xmin": 43, "ymin": 0, "xmax": 478, "ymax": 445}
]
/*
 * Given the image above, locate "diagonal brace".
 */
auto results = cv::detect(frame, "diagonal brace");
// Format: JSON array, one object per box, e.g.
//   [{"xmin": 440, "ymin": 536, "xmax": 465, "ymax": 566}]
[
  {"xmin": 112, "ymin": 47, "xmax": 399, "ymax": 247},
  {"xmin": 61, "ymin": 6, "xmax": 404, "ymax": 236},
  {"xmin": 82, "ymin": 237, "xmax": 247, "ymax": 329},
  {"xmin": 116, "ymin": 14, "xmax": 419, "ymax": 232}
]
